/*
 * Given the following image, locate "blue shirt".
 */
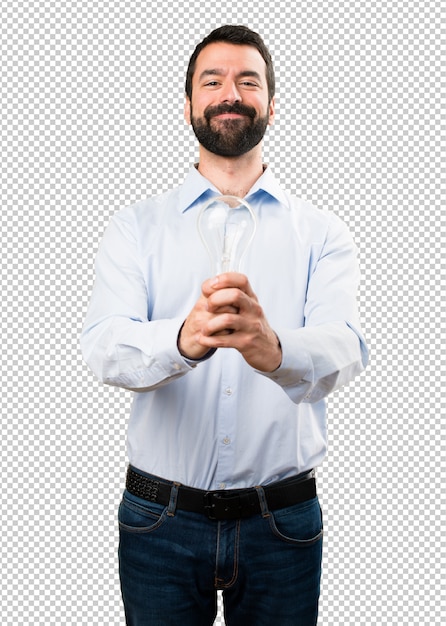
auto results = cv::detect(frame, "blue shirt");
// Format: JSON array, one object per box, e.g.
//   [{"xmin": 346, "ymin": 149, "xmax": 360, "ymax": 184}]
[{"xmin": 81, "ymin": 165, "xmax": 368, "ymax": 489}]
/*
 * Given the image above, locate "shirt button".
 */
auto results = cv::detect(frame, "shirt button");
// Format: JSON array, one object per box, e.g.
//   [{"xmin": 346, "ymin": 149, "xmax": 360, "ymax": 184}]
[
  {"xmin": 223, "ymin": 437, "xmax": 231, "ymax": 445},
  {"xmin": 225, "ymin": 387, "xmax": 232, "ymax": 395},
  {"xmin": 173, "ymin": 362, "xmax": 181, "ymax": 371},
  {"xmin": 219, "ymin": 483, "xmax": 226, "ymax": 489}
]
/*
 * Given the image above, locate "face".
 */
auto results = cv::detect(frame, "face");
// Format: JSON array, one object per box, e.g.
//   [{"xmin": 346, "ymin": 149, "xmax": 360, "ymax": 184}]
[{"xmin": 185, "ymin": 42, "xmax": 275, "ymax": 157}]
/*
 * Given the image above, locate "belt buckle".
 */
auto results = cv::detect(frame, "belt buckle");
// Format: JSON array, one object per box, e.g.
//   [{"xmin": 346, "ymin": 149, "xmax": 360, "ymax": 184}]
[
  {"xmin": 203, "ymin": 492, "xmax": 221, "ymax": 520},
  {"xmin": 203, "ymin": 491, "xmax": 240, "ymax": 520}
]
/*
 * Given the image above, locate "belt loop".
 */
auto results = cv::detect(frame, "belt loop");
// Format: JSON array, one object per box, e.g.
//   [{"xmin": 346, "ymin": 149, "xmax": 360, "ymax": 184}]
[
  {"xmin": 167, "ymin": 482, "xmax": 181, "ymax": 517},
  {"xmin": 255, "ymin": 486, "xmax": 270, "ymax": 518}
]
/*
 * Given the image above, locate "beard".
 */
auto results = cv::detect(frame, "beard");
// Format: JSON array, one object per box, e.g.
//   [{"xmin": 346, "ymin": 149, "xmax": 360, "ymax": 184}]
[{"xmin": 190, "ymin": 102, "xmax": 270, "ymax": 157}]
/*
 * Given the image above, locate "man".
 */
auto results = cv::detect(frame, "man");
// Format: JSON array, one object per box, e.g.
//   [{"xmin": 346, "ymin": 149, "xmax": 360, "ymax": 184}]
[{"xmin": 81, "ymin": 25, "xmax": 368, "ymax": 625}]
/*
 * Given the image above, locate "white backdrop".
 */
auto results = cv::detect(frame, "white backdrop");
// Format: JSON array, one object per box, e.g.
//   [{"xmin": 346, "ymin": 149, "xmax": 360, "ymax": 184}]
[{"xmin": 1, "ymin": 1, "xmax": 444, "ymax": 624}]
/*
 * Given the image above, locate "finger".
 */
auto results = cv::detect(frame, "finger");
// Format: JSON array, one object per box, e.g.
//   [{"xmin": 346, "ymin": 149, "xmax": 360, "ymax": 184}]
[
  {"xmin": 206, "ymin": 288, "xmax": 246, "ymax": 312},
  {"xmin": 202, "ymin": 312, "xmax": 241, "ymax": 337},
  {"xmin": 202, "ymin": 272, "xmax": 257, "ymax": 299},
  {"xmin": 208, "ymin": 304, "xmax": 239, "ymax": 315}
]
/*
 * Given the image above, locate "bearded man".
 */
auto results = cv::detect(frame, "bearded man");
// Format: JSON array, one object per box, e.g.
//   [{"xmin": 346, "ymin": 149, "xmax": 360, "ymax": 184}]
[{"xmin": 81, "ymin": 25, "xmax": 368, "ymax": 626}]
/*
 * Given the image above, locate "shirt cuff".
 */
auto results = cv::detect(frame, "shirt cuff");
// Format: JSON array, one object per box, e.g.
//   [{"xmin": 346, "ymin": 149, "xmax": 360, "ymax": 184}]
[
  {"xmin": 256, "ymin": 328, "xmax": 314, "ymax": 387},
  {"xmin": 176, "ymin": 321, "xmax": 217, "ymax": 367},
  {"xmin": 180, "ymin": 348, "xmax": 217, "ymax": 367}
]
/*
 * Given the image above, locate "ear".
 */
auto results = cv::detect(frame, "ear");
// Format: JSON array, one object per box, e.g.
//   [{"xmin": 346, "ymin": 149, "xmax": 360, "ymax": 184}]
[
  {"xmin": 267, "ymin": 96, "xmax": 276, "ymax": 126},
  {"xmin": 184, "ymin": 97, "xmax": 191, "ymax": 125}
]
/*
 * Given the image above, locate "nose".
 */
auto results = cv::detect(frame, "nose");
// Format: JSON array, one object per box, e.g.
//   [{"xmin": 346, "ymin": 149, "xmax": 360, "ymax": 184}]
[{"xmin": 220, "ymin": 81, "xmax": 241, "ymax": 104}]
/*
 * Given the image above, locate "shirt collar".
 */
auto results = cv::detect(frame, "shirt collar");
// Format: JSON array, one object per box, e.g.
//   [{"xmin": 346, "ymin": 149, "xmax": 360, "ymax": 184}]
[
  {"xmin": 178, "ymin": 164, "xmax": 289, "ymax": 213},
  {"xmin": 245, "ymin": 165, "xmax": 290, "ymax": 208}
]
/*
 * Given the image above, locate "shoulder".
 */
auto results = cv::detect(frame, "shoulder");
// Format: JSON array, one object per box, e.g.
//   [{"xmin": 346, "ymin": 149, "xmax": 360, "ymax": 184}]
[
  {"xmin": 277, "ymin": 190, "xmax": 358, "ymax": 255},
  {"xmin": 290, "ymin": 195, "xmax": 336, "ymax": 223},
  {"xmin": 114, "ymin": 186, "xmax": 180, "ymax": 226},
  {"xmin": 106, "ymin": 186, "xmax": 182, "ymax": 245},
  {"xmin": 286, "ymin": 193, "xmax": 350, "ymax": 241},
  {"xmin": 98, "ymin": 185, "xmax": 181, "ymax": 252}
]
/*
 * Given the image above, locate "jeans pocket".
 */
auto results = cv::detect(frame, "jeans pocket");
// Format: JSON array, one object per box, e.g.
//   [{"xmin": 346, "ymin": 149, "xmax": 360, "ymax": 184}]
[
  {"xmin": 118, "ymin": 491, "xmax": 168, "ymax": 534},
  {"xmin": 268, "ymin": 496, "xmax": 323, "ymax": 546}
]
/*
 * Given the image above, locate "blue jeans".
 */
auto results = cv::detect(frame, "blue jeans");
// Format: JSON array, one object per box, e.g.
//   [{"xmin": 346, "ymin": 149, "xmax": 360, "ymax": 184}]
[{"xmin": 118, "ymin": 479, "xmax": 323, "ymax": 625}]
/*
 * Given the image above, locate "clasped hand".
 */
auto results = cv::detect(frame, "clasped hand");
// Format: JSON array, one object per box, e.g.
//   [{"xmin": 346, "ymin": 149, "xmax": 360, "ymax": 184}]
[{"xmin": 178, "ymin": 272, "xmax": 282, "ymax": 373}]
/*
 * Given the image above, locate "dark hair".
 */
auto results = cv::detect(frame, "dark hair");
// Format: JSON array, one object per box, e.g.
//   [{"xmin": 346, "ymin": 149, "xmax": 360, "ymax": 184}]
[{"xmin": 185, "ymin": 25, "xmax": 275, "ymax": 102}]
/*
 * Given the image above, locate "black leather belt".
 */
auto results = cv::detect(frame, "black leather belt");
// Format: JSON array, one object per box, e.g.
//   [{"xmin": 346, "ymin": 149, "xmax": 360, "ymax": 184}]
[{"xmin": 126, "ymin": 466, "xmax": 316, "ymax": 521}]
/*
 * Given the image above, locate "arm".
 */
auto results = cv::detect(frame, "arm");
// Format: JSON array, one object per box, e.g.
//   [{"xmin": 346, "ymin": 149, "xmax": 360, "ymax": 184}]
[
  {"xmin": 80, "ymin": 213, "xmax": 196, "ymax": 391},
  {"xmin": 265, "ymin": 212, "xmax": 369, "ymax": 403},
  {"xmin": 181, "ymin": 212, "xmax": 368, "ymax": 404}
]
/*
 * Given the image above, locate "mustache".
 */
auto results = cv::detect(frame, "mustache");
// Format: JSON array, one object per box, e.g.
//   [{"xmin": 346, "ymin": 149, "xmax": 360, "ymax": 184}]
[{"xmin": 204, "ymin": 102, "xmax": 256, "ymax": 121}]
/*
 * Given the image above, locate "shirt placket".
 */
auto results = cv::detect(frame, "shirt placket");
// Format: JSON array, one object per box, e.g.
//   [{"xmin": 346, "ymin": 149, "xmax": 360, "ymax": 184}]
[{"xmin": 214, "ymin": 369, "xmax": 237, "ymax": 490}]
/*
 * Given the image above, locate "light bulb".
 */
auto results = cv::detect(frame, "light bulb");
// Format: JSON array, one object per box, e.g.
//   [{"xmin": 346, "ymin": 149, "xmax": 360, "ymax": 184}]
[{"xmin": 197, "ymin": 195, "xmax": 257, "ymax": 275}]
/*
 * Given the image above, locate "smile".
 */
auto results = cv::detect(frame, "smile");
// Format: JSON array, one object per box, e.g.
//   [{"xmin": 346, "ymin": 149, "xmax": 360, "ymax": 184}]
[{"xmin": 212, "ymin": 113, "xmax": 248, "ymax": 120}]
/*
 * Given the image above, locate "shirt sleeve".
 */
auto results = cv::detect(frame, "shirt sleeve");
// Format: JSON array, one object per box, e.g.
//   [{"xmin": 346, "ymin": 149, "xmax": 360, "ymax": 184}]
[
  {"xmin": 80, "ymin": 211, "xmax": 195, "ymax": 391},
  {"xmin": 258, "ymin": 211, "xmax": 369, "ymax": 403}
]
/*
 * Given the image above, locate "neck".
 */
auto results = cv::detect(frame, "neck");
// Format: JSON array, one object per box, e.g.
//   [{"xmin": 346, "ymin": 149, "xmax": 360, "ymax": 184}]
[{"xmin": 197, "ymin": 145, "xmax": 265, "ymax": 198}]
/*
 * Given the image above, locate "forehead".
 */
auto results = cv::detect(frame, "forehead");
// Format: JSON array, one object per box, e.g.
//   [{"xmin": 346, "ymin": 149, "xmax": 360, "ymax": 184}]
[{"xmin": 193, "ymin": 42, "xmax": 267, "ymax": 82}]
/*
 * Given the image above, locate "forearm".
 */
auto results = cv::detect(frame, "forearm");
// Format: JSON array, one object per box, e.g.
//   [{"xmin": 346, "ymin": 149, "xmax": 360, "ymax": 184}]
[
  {"xmin": 259, "ymin": 321, "xmax": 368, "ymax": 404},
  {"xmin": 80, "ymin": 211, "xmax": 202, "ymax": 391},
  {"xmin": 80, "ymin": 315, "xmax": 195, "ymax": 391}
]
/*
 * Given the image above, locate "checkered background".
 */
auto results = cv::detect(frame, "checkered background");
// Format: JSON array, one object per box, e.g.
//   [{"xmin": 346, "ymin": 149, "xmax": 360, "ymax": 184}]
[{"xmin": 1, "ymin": 0, "xmax": 444, "ymax": 624}]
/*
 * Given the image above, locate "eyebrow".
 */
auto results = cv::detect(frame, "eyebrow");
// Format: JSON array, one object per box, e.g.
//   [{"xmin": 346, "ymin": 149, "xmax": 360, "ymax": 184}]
[{"xmin": 198, "ymin": 69, "xmax": 263, "ymax": 82}]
